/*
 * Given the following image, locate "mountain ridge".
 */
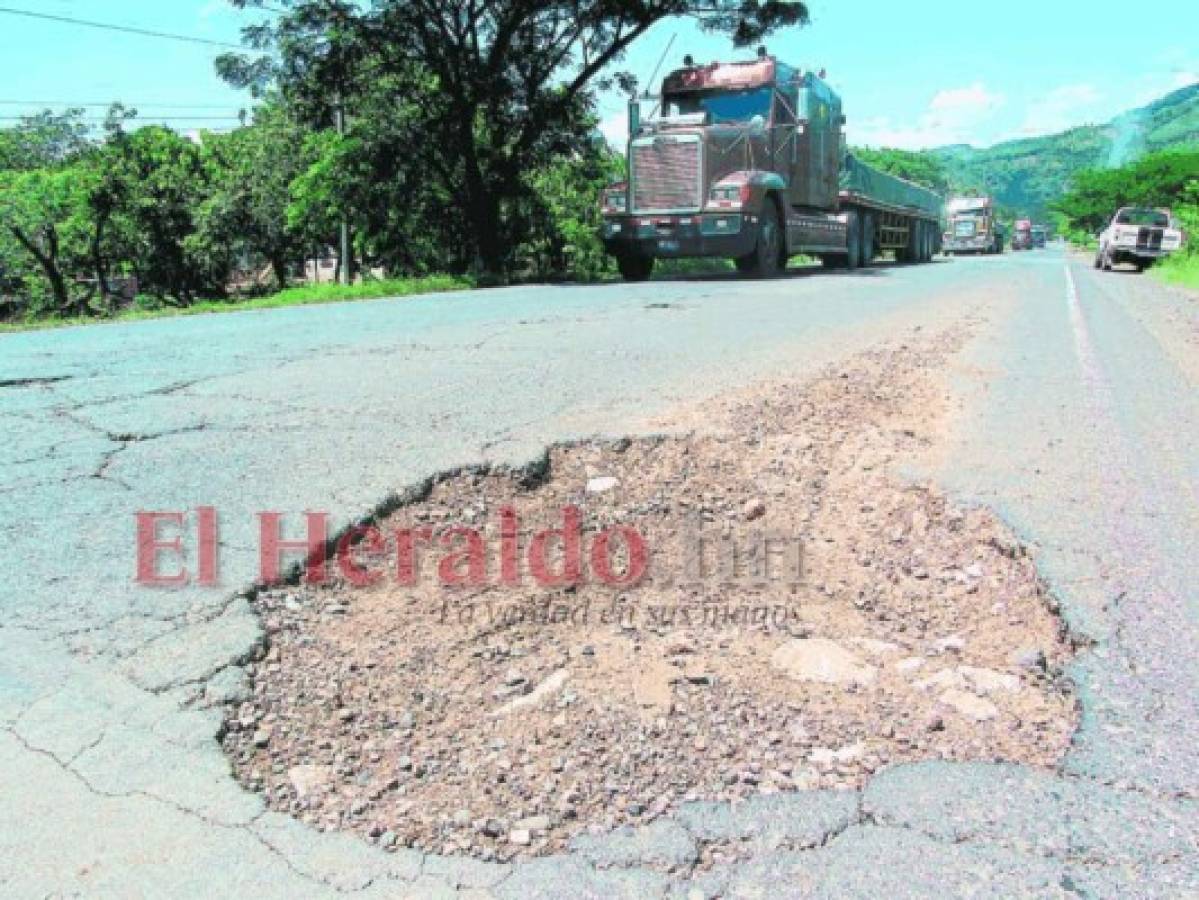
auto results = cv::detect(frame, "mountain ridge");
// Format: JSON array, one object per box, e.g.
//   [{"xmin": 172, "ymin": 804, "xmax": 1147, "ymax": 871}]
[{"xmin": 927, "ymin": 83, "xmax": 1199, "ymax": 217}]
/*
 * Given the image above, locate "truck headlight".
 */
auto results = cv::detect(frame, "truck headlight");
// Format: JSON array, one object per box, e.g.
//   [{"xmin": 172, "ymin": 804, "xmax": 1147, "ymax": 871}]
[{"xmin": 601, "ymin": 186, "xmax": 628, "ymax": 215}]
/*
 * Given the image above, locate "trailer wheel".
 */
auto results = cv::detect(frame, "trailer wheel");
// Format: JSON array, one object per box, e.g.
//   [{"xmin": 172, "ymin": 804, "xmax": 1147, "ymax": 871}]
[
  {"xmin": 860, "ymin": 212, "xmax": 875, "ymax": 267},
  {"xmin": 740, "ymin": 199, "xmax": 783, "ymax": 277},
  {"xmin": 617, "ymin": 254, "xmax": 655, "ymax": 282},
  {"xmin": 845, "ymin": 211, "xmax": 862, "ymax": 269},
  {"xmin": 898, "ymin": 218, "xmax": 919, "ymax": 263}
]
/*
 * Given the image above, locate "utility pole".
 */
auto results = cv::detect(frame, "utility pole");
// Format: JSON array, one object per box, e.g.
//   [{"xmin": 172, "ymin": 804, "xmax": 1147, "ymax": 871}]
[{"xmin": 335, "ymin": 94, "xmax": 351, "ymax": 286}]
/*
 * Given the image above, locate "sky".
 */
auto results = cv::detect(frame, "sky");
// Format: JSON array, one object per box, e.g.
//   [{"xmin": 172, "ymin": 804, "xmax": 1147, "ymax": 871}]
[{"xmin": 1, "ymin": 0, "xmax": 1197, "ymax": 149}]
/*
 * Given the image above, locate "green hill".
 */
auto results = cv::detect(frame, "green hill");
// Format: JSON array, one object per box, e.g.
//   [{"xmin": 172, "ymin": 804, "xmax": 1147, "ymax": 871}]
[{"xmin": 930, "ymin": 83, "xmax": 1199, "ymax": 218}]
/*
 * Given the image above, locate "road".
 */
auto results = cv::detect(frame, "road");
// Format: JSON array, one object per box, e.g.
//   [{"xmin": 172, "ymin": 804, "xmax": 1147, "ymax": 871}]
[{"xmin": 1, "ymin": 247, "xmax": 1196, "ymax": 897}]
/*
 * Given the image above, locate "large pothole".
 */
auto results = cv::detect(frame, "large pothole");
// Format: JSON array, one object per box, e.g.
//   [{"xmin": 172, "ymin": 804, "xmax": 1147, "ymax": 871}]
[{"xmin": 223, "ymin": 331, "xmax": 1077, "ymax": 863}]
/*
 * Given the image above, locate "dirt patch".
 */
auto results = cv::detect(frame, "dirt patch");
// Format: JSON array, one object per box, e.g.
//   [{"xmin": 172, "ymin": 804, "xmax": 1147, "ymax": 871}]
[{"xmin": 223, "ymin": 329, "xmax": 1077, "ymax": 863}]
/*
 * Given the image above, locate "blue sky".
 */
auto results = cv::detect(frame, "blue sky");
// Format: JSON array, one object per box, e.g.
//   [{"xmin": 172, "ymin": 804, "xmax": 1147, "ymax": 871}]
[{"xmin": 2, "ymin": 1, "xmax": 1197, "ymax": 149}]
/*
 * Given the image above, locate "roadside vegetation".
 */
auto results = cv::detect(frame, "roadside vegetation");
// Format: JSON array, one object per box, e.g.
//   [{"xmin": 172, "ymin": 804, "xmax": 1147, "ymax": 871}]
[
  {"xmin": 0, "ymin": 1, "xmax": 809, "ymax": 328},
  {"xmin": 0, "ymin": 275, "xmax": 473, "ymax": 333}
]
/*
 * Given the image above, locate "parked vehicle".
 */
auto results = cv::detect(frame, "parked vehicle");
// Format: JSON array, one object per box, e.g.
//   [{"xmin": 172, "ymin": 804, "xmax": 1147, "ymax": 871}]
[
  {"xmin": 1031, "ymin": 225, "xmax": 1047, "ymax": 248},
  {"xmin": 1095, "ymin": 207, "xmax": 1185, "ymax": 272},
  {"xmin": 1011, "ymin": 219, "xmax": 1033, "ymax": 251},
  {"xmin": 599, "ymin": 51, "xmax": 943, "ymax": 280},
  {"xmin": 943, "ymin": 196, "xmax": 1004, "ymax": 254}
]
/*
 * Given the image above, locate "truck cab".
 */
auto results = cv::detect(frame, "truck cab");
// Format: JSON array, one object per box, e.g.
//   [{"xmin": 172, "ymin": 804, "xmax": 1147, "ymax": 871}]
[
  {"xmin": 600, "ymin": 52, "xmax": 943, "ymax": 281},
  {"xmin": 1095, "ymin": 207, "xmax": 1184, "ymax": 272},
  {"xmin": 1011, "ymin": 219, "xmax": 1033, "ymax": 251},
  {"xmin": 943, "ymin": 197, "xmax": 1003, "ymax": 255}
]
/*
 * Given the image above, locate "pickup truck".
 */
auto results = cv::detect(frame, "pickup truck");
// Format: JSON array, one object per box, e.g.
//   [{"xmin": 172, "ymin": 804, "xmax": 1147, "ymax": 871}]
[{"xmin": 1095, "ymin": 207, "xmax": 1184, "ymax": 272}]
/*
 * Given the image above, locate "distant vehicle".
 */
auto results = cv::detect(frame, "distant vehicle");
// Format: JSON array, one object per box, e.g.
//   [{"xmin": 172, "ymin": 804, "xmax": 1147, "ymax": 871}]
[
  {"xmin": 1011, "ymin": 219, "xmax": 1033, "ymax": 251},
  {"xmin": 943, "ymin": 196, "xmax": 1004, "ymax": 254},
  {"xmin": 1031, "ymin": 226, "xmax": 1047, "ymax": 248},
  {"xmin": 599, "ymin": 51, "xmax": 943, "ymax": 280},
  {"xmin": 1095, "ymin": 207, "xmax": 1185, "ymax": 273}
]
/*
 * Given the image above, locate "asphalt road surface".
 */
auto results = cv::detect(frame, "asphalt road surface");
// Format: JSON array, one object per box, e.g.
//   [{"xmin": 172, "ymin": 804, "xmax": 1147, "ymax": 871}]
[{"xmin": 2, "ymin": 246, "xmax": 1196, "ymax": 897}]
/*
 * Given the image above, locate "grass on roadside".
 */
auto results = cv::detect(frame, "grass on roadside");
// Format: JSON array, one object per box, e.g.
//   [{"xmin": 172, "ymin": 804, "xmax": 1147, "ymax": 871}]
[
  {"xmin": 1153, "ymin": 252, "xmax": 1199, "ymax": 291},
  {"xmin": 0, "ymin": 274, "xmax": 475, "ymax": 333}
]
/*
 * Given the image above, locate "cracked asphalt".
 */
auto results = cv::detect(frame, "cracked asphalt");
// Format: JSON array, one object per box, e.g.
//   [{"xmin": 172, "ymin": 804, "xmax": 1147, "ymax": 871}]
[{"xmin": 1, "ymin": 248, "xmax": 1196, "ymax": 897}]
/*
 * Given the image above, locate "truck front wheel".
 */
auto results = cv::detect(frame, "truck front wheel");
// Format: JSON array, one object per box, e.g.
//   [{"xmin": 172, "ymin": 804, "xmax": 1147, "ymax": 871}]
[
  {"xmin": 737, "ymin": 200, "xmax": 784, "ymax": 277},
  {"xmin": 617, "ymin": 254, "xmax": 655, "ymax": 282}
]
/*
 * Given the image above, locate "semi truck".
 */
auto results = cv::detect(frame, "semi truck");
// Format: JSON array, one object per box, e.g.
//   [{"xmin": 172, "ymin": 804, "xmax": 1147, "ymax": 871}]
[
  {"xmin": 1011, "ymin": 219, "xmax": 1033, "ymax": 251},
  {"xmin": 599, "ymin": 52, "xmax": 944, "ymax": 281},
  {"xmin": 943, "ymin": 196, "xmax": 1004, "ymax": 254}
]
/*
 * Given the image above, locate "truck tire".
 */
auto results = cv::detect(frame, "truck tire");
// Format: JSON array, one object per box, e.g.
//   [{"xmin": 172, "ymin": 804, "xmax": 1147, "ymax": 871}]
[
  {"xmin": 860, "ymin": 212, "xmax": 875, "ymax": 267},
  {"xmin": 739, "ymin": 199, "xmax": 784, "ymax": 278},
  {"xmin": 617, "ymin": 254, "xmax": 655, "ymax": 282},
  {"xmin": 845, "ymin": 211, "xmax": 862, "ymax": 269},
  {"xmin": 898, "ymin": 218, "xmax": 920, "ymax": 263}
]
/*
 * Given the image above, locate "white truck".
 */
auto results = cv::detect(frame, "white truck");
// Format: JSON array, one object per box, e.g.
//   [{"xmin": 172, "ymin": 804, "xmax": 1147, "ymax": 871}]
[{"xmin": 1095, "ymin": 207, "xmax": 1184, "ymax": 272}]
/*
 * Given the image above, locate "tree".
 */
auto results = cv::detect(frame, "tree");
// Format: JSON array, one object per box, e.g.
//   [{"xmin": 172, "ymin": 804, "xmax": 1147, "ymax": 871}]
[
  {"xmin": 102, "ymin": 126, "xmax": 223, "ymax": 303},
  {"xmin": 219, "ymin": 0, "xmax": 809, "ymax": 275},
  {"xmin": 1053, "ymin": 148, "xmax": 1199, "ymax": 234},
  {"xmin": 198, "ymin": 107, "xmax": 316, "ymax": 288},
  {"xmin": 0, "ymin": 110, "xmax": 90, "ymax": 172},
  {"xmin": 0, "ymin": 167, "xmax": 94, "ymax": 315}
]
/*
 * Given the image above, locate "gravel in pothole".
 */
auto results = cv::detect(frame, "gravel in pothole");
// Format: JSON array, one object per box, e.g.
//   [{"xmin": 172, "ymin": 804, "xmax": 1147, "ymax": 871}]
[{"xmin": 223, "ymin": 333, "xmax": 1077, "ymax": 862}]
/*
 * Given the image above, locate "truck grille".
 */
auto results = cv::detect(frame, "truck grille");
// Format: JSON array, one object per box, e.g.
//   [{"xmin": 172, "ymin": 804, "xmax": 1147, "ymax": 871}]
[
  {"xmin": 631, "ymin": 136, "xmax": 702, "ymax": 213},
  {"xmin": 1137, "ymin": 227, "xmax": 1163, "ymax": 251}
]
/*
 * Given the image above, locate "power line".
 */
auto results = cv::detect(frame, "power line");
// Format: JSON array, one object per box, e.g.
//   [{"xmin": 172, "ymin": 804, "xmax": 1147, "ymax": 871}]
[
  {"xmin": 0, "ymin": 100, "xmax": 254, "ymax": 110},
  {"xmin": 0, "ymin": 6, "xmax": 248, "ymax": 50},
  {"xmin": 0, "ymin": 115, "xmax": 246, "ymax": 122}
]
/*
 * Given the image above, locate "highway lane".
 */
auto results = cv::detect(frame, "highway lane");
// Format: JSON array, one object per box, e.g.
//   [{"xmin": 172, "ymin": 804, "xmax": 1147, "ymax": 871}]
[{"xmin": 1, "ymin": 247, "xmax": 1195, "ymax": 896}]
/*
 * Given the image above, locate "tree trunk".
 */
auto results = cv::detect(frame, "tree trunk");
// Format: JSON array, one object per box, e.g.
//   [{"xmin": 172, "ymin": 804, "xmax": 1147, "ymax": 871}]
[
  {"xmin": 10, "ymin": 225, "xmax": 71, "ymax": 313},
  {"xmin": 270, "ymin": 254, "xmax": 289, "ymax": 290},
  {"xmin": 91, "ymin": 209, "xmax": 112, "ymax": 309},
  {"xmin": 459, "ymin": 120, "xmax": 506, "ymax": 277}
]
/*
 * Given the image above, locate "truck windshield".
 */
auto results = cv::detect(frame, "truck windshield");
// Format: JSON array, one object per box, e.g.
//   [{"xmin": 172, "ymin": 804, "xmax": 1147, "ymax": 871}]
[
  {"xmin": 664, "ymin": 87, "xmax": 773, "ymax": 124},
  {"xmin": 1115, "ymin": 208, "xmax": 1169, "ymax": 227}
]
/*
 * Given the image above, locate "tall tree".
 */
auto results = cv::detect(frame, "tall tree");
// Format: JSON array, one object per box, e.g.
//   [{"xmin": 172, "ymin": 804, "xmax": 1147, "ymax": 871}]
[
  {"xmin": 198, "ymin": 107, "xmax": 316, "ymax": 288},
  {"xmin": 0, "ymin": 167, "xmax": 94, "ymax": 315},
  {"xmin": 218, "ymin": 0, "xmax": 809, "ymax": 275}
]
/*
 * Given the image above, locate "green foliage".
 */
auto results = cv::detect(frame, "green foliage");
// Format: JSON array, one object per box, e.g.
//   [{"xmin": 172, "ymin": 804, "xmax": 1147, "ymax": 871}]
[
  {"xmin": 1052, "ymin": 148, "xmax": 1199, "ymax": 234},
  {"xmin": 849, "ymin": 147, "xmax": 949, "ymax": 193},
  {"xmin": 0, "ymin": 274, "xmax": 474, "ymax": 332},
  {"xmin": 0, "ymin": 165, "xmax": 96, "ymax": 315},
  {"xmin": 517, "ymin": 139, "xmax": 625, "ymax": 280},
  {"xmin": 0, "ymin": 110, "xmax": 90, "ymax": 171},
  {"xmin": 1155, "ymin": 250, "xmax": 1199, "ymax": 290},
  {"xmin": 218, "ymin": 0, "xmax": 808, "ymax": 275}
]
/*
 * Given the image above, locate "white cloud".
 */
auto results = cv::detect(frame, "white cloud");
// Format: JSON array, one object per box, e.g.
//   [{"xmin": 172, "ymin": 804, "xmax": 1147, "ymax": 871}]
[
  {"xmin": 1018, "ymin": 83, "xmax": 1105, "ymax": 137},
  {"xmin": 1172, "ymin": 70, "xmax": 1199, "ymax": 89},
  {"xmin": 599, "ymin": 110, "xmax": 628, "ymax": 150},
  {"xmin": 928, "ymin": 83, "xmax": 1003, "ymax": 114},
  {"xmin": 849, "ymin": 82, "xmax": 1005, "ymax": 150}
]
